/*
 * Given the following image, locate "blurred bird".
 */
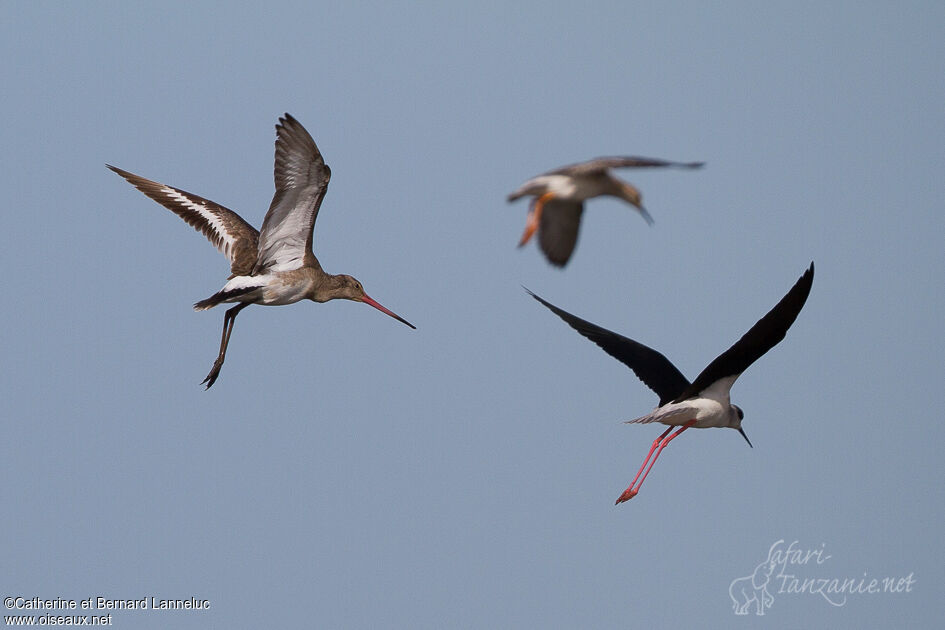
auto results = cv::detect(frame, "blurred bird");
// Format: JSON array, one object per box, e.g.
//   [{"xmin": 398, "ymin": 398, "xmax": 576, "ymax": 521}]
[
  {"xmin": 108, "ymin": 113, "xmax": 414, "ymax": 389},
  {"xmin": 508, "ymin": 156, "xmax": 703, "ymax": 266}
]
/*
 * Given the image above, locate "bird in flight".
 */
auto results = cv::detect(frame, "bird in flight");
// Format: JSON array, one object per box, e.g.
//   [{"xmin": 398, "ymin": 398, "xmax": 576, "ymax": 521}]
[
  {"xmin": 508, "ymin": 156, "xmax": 703, "ymax": 266},
  {"xmin": 528, "ymin": 263, "xmax": 814, "ymax": 503},
  {"xmin": 108, "ymin": 113, "xmax": 415, "ymax": 389}
]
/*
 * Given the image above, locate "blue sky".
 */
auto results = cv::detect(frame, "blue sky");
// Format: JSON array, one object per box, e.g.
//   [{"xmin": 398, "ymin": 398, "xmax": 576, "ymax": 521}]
[{"xmin": 2, "ymin": 2, "xmax": 942, "ymax": 628}]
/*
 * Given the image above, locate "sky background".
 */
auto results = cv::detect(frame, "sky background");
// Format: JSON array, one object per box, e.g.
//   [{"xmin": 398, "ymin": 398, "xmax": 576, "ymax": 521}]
[{"xmin": 2, "ymin": 1, "xmax": 943, "ymax": 628}]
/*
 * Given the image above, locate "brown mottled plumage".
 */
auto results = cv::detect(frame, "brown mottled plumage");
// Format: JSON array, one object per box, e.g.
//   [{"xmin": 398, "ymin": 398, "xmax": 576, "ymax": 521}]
[{"xmin": 109, "ymin": 114, "xmax": 414, "ymax": 389}]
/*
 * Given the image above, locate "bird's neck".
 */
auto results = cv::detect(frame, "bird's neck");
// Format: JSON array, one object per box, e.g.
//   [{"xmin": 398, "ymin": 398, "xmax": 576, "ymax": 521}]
[{"xmin": 311, "ymin": 272, "xmax": 346, "ymax": 302}]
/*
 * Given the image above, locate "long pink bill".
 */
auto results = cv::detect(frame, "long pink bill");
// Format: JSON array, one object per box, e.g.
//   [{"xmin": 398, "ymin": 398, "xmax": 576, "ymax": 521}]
[{"xmin": 362, "ymin": 295, "xmax": 416, "ymax": 329}]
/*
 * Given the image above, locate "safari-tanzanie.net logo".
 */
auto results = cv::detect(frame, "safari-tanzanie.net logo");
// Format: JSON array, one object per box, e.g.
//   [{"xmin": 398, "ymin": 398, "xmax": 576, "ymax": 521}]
[{"xmin": 728, "ymin": 539, "xmax": 915, "ymax": 616}]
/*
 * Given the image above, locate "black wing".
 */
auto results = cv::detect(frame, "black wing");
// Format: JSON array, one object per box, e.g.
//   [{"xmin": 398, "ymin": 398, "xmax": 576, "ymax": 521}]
[
  {"xmin": 527, "ymin": 290, "xmax": 690, "ymax": 405},
  {"xmin": 677, "ymin": 262, "xmax": 815, "ymax": 402}
]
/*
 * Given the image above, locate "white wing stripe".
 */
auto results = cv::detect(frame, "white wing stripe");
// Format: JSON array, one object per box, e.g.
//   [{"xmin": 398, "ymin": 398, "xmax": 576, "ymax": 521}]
[{"xmin": 161, "ymin": 186, "xmax": 238, "ymax": 260}]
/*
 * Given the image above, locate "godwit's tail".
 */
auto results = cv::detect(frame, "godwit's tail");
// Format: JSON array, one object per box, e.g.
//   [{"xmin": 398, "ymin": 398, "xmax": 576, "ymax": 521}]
[{"xmin": 193, "ymin": 285, "xmax": 259, "ymax": 311}]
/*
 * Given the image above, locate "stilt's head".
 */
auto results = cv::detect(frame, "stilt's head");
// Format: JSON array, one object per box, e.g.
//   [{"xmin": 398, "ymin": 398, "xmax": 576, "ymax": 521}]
[
  {"xmin": 613, "ymin": 179, "xmax": 654, "ymax": 226},
  {"xmin": 323, "ymin": 275, "xmax": 416, "ymax": 329},
  {"xmin": 729, "ymin": 404, "xmax": 752, "ymax": 448}
]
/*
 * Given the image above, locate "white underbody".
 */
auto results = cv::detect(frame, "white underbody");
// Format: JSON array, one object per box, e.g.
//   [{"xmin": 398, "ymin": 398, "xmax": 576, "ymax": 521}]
[
  {"xmin": 218, "ymin": 272, "xmax": 314, "ymax": 306},
  {"xmin": 520, "ymin": 174, "xmax": 608, "ymax": 201},
  {"xmin": 628, "ymin": 376, "xmax": 739, "ymax": 429}
]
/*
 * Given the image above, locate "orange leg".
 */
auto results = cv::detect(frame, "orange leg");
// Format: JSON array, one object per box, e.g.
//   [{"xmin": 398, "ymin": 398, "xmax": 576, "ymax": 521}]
[
  {"xmin": 517, "ymin": 192, "xmax": 555, "ymax": 247},
  {"xmin": 616, "ymin": 419, "xmax": 697, "ymax": 504}
]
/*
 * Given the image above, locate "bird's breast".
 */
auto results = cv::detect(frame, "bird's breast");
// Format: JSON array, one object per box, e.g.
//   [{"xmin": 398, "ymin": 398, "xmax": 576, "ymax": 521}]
[
  {"xmin": 258, "ymin": 272, "xmax": 314, "ymax": 306},
  {"xmin": 569, "ymin": 177, "xmax": 610, "ymax": 200},
  {"xmin": 687, "ymin": 397, "xmax": 731, "ymax": 428},
  {"xmin": 637, "ymin": 398, "xmax": 730, "ymax": 428}
]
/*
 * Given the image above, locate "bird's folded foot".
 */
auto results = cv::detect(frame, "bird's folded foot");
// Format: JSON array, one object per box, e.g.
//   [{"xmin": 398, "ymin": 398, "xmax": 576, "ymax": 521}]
[
  {"xmin": 517, "ymin": 212, "xmax": 538, "ymax": 247},
  {"xmin": 615, "ymin": 488, "xmax": 638, "ymax": 504},
  {"xmin": 201, "ymin": 358, "xmax": 224, "ymax": 390},
  {"xmin": 518, "ymin": 192, "xmax": 553, "ymax": 247}
]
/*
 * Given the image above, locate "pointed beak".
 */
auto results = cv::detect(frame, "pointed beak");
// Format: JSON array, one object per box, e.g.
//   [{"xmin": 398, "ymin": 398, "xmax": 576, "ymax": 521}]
[
  {"xmin": 634, "ymin": 202, "xmax": 655, "ymax": 226},
  {"xmin": 361, "ymin": 294, "xmax": 416, "ymax": 329},
  {"xmin": 737, "ymin": 426, "xmax": 753, "ymax": 448},
  {"xmin": 619, "ymin": 183, "xmax": 654, "ymax": 226}
]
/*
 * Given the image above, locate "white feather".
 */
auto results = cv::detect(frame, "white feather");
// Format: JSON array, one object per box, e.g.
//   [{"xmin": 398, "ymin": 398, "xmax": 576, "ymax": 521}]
[{"xmin": 162, "ymin": 186, "xmax": 238, "ymax": 259}]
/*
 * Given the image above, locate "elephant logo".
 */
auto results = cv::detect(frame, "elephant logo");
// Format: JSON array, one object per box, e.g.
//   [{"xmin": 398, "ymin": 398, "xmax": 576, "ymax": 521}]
[{"xmin": 729, "ymin": 547, "xmax": 778, "ymax": 615}]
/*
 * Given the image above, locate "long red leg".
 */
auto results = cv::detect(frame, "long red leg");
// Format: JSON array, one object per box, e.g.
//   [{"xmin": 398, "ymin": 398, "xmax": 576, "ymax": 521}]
[
  {"xmin": 614, "ymin": 427, "xmax": 671, "ymax": 504},
  {"xmin": 517, "ymin": 192, "xmax": 555, "ymax": 247},
  {"xmin": 616, "ymin": 420, "xmax": 697, "ymax": 504},
  {"xmin": 626, "ymin": 426, "xmax": 672, "ymax": 491}
]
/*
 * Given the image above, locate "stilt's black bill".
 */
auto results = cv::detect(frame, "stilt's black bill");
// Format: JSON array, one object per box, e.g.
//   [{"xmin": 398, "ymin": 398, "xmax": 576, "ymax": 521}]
[{"xmin": 737, "ymin": 426, "xmax": 753, "ymax": 448}]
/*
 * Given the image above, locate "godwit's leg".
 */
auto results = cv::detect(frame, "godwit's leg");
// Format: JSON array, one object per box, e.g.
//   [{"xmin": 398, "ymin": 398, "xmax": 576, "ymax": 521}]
[
  {"xmin": 202, "ymin": 302, "xmax": 250, "ymax": 389},
  {"xmin": 517, "ymin": 192, "xmax": 555, "ymax": 247},
  {"xmin": 616, "ymin": 419, "xmax": 697, "ymax": 504}
]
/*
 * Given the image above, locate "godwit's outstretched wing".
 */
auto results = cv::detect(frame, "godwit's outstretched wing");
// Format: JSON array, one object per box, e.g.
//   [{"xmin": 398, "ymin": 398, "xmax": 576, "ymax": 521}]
[
  {"xmin": 527, "ymin": 290, "xmax": 691, "ymax": 406},
  {"xmin": 550, "ymin": 156, "xmax": 705, "ymax": 177},
  {"xmin": 676, "ymin": 263, "xmax": 815, "ymax": 402},
  {"xmin": 107, "ymin": 165, "xmax": 259, "ymax": 277},
  {"xmin": 253, "ymin": 113, "xmax": 331, "ymax": 274}
]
